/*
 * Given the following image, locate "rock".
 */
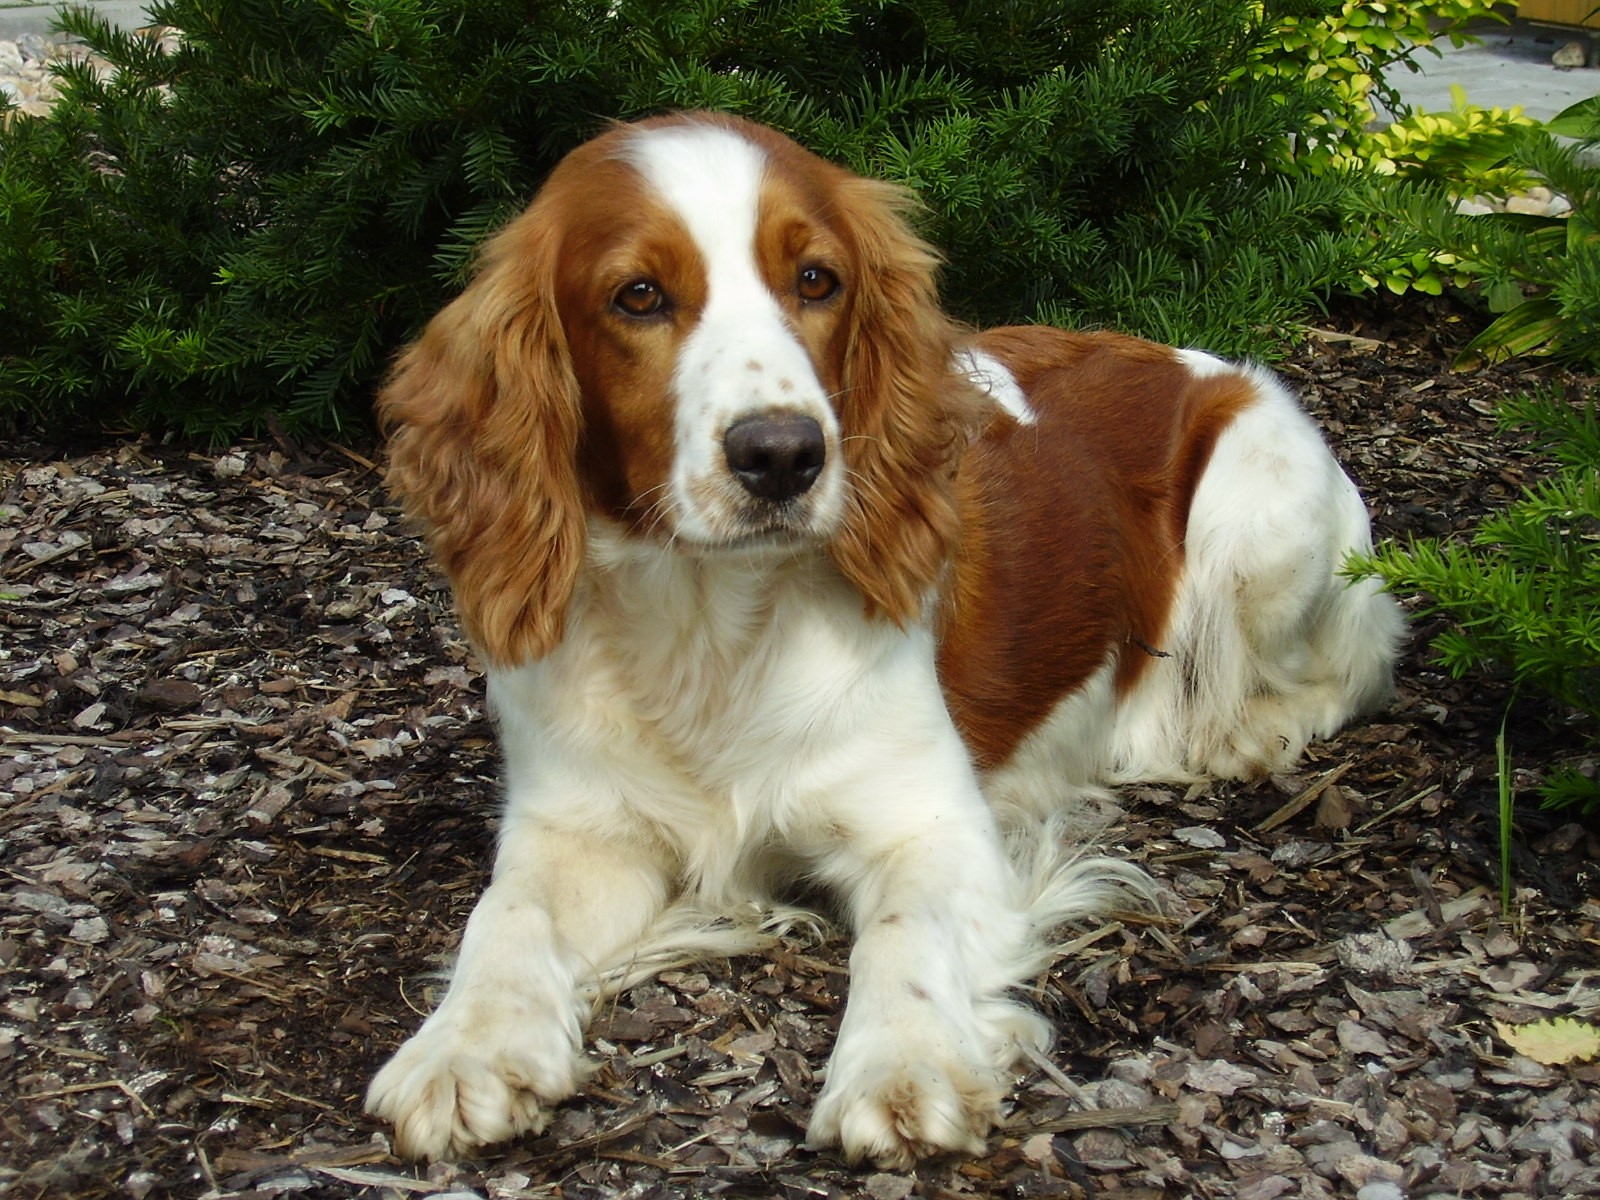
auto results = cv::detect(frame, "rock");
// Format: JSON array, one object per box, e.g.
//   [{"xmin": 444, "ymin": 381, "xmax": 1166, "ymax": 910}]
[
  {"xmin": 864, "ymin": 1173, "xmax": 915, "ymax": 1200},
  {"xmin": 1336, "ymin": 1019, "xmax": 1392, "ymax": 1057},
  {"xmin": 1506, "ymin": 194, "xmax": 1551, "ymax": 216},
  {"xmin": 1237, "ymin": 1177, "xmax": 1297, "ymax": 1200},
  {"xmin": 1335, "ymin": 932, "xmax": 1415, "ymax": 978},
  {"xmin": 1175, "ymin": 825, "xmax": 1226, "ymax": 848},
  {"xmin": 1552, "ymin": 40, "xmax": 1587, "ymax": 70},
  {"xmin": 16, "ymin": 33, "xmax": 58, "ymax": 64},
  {"xmin": 1185, "ymin": 1059, "xmax": 1257, "ymax": 1095}
]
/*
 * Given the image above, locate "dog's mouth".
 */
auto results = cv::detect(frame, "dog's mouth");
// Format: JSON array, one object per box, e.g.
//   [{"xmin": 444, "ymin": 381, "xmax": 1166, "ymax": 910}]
[{"xmin": 677, "ymin": 502, "xmax": 836, "ymax": 554}]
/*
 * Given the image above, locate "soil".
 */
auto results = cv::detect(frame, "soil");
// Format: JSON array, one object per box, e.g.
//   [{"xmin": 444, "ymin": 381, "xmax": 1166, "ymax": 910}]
[{"xmin": 2, "ymin": 295, "xmax": 1597, "ymax": 1200}]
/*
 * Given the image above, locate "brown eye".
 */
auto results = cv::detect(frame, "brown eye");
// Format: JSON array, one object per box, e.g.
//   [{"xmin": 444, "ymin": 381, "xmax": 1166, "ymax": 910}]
[
  {"xmin": 797, "ymin": 265, "xmax": 839, "ymax": 303},
  {"xmin": 614, "ymin": 280, "xmax": 666, "ymax": 317}
]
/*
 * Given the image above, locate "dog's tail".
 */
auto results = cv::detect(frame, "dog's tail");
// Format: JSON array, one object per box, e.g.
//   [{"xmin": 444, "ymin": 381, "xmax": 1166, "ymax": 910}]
[
  {"xmin": 1005, "ymin": 806, "xmax": 1161, "ymax": 981},
  {"xmin": 579, "ymin": 899, "xmax": 825, "ymax": 1007}
]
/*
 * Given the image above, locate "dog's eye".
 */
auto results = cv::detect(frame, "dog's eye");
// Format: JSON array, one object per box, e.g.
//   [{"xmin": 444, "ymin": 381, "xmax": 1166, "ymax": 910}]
[
  {"xmin": 797, "ymin": 266, "xmax": 839, "ymax": 303},
  {"xmin": 614, "ymin": 280, "xmax": 667, "ymax": 317}
]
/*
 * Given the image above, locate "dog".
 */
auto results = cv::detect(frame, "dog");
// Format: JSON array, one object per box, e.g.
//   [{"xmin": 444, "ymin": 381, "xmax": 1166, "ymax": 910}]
[{"xmin": 366, "ymin": 111, "xmax": 1402, "ymax": 1167}]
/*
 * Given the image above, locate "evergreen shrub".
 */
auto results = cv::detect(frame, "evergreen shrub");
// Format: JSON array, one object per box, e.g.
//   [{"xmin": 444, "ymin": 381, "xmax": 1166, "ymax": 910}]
[
  {"xmin": 0, "ymin": 0, "xmax": 1377, "ymax": 440},
  {"xmin": 1356, "ymin": 389, "xmax": 1600, "ymax": 814}
]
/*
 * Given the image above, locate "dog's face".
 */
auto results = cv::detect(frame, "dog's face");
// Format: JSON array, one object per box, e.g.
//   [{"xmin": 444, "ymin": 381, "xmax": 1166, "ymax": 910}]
[
  {"xmin": 545, "ymin": 122, "xmax": 854, "ymax": 549},
  {"xmin": 379, "ymin": 113, "xmax": 981, "ymax": 666}
]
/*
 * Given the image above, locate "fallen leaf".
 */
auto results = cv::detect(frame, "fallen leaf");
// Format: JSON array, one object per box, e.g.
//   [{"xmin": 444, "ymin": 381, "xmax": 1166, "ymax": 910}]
[
  {"xmin": 1480, "ymin": 961, "xmax": 1540, "ymax": 993},
  {"xmin": 1314, "ymin": 783, "xmax": 1352, "ymax": 830},
  {"xmin": 1494, "ymin": 1017, "xmax": 1600, "ymax": 1066},
  {"xmin": 1335, "ymin": 932, "xmax": 1415, "ymax": 978},
  {"xmin": 137, "ymin": 678, "xmax": 204, "ymax": 713}
]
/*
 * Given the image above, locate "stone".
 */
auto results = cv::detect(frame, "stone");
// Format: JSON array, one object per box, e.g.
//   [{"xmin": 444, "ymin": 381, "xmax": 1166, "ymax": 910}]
[{"xmin": 1552, "ymin": 40, "xmax": 1587, "ymax": 70}]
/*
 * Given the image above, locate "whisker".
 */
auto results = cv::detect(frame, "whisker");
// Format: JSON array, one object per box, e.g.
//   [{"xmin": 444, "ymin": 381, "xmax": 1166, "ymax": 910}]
[
  {"xmin": 627, "ymin": 480, "xmax": 680, "ymax": 540},
  {"xmin": 643, "ymin": 496, "xmax": 679, "ymax": 542}
]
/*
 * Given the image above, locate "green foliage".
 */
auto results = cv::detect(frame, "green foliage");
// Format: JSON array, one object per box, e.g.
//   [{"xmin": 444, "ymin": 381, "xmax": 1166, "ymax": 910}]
[
  {"xmin": 1355, "ymin": 389, "xmax": 1600, "ymax": 813},
  {"xmin": 1348, "ymin": 90, "xmax": 1539, "ymax": 298},
  {"xmin": 1456, "ymin": 100, "xmax": 1600, "ymax": 369},
  {"xmin": 1, "ymin": 1, "xmax": 603, "ymax": 438},
  {"xmin": 1249, "ymin": 0, "xmax": 1506, "ymax": 175},
  {"xmin": 1495, "ymin": 711, "xmax": 1513, "ymax": 914},
  {"xmin": 1364, "ymin": 86, "xmax": 1538, "ymax": 197},
  {"xmin": 0, "ymin": 0, "xmax": 1379, "ymax": 440},
  {"xmin": 1365, "ymin": 97, "xmax": 1600, "ymax": 369},
  {"xmin": 1244, "ymin": 2, "xmax": 1533, "ymax": 303}
]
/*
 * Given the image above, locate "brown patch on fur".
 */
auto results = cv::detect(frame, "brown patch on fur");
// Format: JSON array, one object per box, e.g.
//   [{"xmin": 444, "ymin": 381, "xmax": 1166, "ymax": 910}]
[
  {"xmin": 937, "ymin": 326, "xmax": 1255, "ymax": 767},
  {"xmin": 377, "ymin": 203, "xmax": 586, "ymax": 669},
  {"xmin": 822, "ymin": 176, "xmax": 987, "ymax": 625},
  {"xmin": 378, "ymin": 125, "xmax": 711, "ymax": 667}
]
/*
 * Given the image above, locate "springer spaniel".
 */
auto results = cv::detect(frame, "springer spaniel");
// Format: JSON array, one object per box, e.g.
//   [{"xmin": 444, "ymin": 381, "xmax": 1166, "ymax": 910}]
[{"xmin": 367, "ymin": 112, "xmax": 1402, "ymax": 1167}]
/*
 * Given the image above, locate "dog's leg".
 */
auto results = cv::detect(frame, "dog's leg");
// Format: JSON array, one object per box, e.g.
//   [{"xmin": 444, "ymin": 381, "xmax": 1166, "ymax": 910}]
[
  {"xmin": 804, "ymin": 760, "xmax": 1046, "ymax": 1168},
  {"xmin": 1108, "ymin": 369, "xmax": 1402, "ymax": 781},
  {"xmin": 366, "ymin": 818, "xmax": 669, "ymax": 1160}
]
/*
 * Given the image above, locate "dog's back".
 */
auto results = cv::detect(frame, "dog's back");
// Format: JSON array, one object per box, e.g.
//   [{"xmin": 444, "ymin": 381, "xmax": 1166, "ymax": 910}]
[{"xmin": 943, "ymin": 326, "xmax": 1402, "ymax": 816}]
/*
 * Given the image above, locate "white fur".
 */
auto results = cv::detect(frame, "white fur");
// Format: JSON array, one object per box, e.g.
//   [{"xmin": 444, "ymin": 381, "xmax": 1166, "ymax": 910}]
[
  {"xmin": 1106, "ymin": 360, "xmax": 1402, "ymax": 781},
  {"xmin": 957, "ymin": 348, "xmax": 1034, "ymax": 425},
  {"xmin": 982, "ymin": 658, "xmax": 1117, "ymax": 821},
  {"xmin": 1174, "ymin": 346, "xmax": 1235, "ymax": 380},
  {"xmin": 367, "ymin": 524, "xmax": 1128, "ymax": 1165}
]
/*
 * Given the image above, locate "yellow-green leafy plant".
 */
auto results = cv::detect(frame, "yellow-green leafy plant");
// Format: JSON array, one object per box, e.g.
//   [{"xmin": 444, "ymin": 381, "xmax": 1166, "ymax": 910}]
[
  {"xmin": 1246, "ymin": 3, "xmax": 1537, "ymax": 299},
  {"xmin": 1353, "ymin": 86, "xmax": 1540, "ymax": 297},
  {"xmin": 1365, "ymin": 86, "xmax": 1538, "ymax": 196},
  {"xmin": 1251, "ymin": 0, "xmax": 1510, "ymax": 176},
  {"xmin": 1364, "ymin": 97, "xmax": 1600, "ymax": 366}
]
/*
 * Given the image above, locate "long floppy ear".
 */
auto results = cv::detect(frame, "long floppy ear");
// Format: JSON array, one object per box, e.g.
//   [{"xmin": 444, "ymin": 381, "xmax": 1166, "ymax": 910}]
[
  {"xmin": 378, "ymin": 211, "xmax": 583, "ymax": 668},
  {"xmin": 828, "ymin": 175, "xmax": 983, "ymax": 624}
]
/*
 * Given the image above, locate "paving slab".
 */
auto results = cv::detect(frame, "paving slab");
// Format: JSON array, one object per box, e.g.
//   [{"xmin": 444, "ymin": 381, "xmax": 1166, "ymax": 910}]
[
  {"xmin": 0, "ymin": 1, "xmax": 151, "ymax": 39},
  {"xmin": 1386, "ymin": 18, "xmax": 1598, "ymax": 123}
]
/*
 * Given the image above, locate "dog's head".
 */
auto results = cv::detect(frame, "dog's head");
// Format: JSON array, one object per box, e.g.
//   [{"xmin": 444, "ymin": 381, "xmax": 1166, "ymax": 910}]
[{"xmin": 379, "ymin": 112, "xmax": 980, "ymax": 667}]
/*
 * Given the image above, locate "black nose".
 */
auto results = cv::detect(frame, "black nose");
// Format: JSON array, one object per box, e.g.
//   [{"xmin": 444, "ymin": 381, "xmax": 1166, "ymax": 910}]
[{"xmin": 723, "ymin": 413, "xmax": 826, "ymax": 502}]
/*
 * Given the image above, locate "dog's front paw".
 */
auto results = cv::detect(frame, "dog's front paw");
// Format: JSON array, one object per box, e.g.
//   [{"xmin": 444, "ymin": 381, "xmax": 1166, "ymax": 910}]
[
  {"xmin": 366, "ymin": 1003, "xmax": 584, "ymax": 1161},
  {"xmin": 806, "ymin": 1038, "xmax": 1006, "ymax": 1169}
]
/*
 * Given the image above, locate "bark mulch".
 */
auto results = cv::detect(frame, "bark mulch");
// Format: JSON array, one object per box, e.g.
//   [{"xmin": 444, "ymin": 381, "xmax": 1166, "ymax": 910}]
[{"xmin": 2, "ymin": 297, "xmax": 1597, "ymax": 1200}]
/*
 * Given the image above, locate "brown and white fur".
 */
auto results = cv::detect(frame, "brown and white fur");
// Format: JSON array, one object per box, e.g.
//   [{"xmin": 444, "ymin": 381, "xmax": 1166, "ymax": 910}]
[{"xmin": 367, "ymin": 112, "xmax": 1402, "ymax": 1167}]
